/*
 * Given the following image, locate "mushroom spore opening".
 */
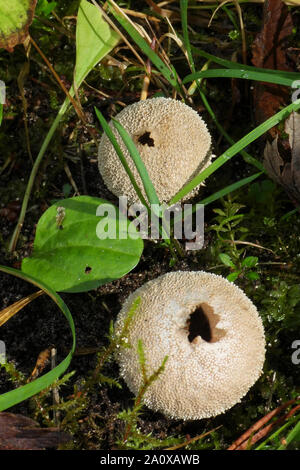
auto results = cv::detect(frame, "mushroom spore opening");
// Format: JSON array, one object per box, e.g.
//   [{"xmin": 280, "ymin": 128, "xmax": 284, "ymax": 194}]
[{"xmin": 186, "ymin": 303, "xmax": 226, "ymax": 344}]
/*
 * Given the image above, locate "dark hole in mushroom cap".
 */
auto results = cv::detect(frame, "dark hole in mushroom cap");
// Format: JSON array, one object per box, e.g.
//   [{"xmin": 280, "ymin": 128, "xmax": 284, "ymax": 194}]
[
  {"xmin": 188, "ymin": 305, "xmax": 211, "ymax": 342},
  {"xmin": 187, "ymin": 303, "xmax": 226, "ymax": 343},
  {"xmin": 138, "ymin": 131, "xmax": 154, "ymax": 147}
]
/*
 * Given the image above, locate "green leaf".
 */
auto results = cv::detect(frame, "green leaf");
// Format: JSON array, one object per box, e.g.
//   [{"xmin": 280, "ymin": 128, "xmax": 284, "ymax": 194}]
[
  {"xmin": 219, "ymin": 253, "xmax": 235, "ymax": 268},
  {"xmin": 35, "ymin": 0, "xmax": 57, "ymax": 17},
  {"xmin": 213, "ymin": 209, "xmax": 226, "ymax": 216},
  {"xmin": 287, "ymin": 285, "xmax": 300, "ymax": 307},
  {"xmin": 245, "ymin": 271, "xmax": 260, "ymax": 281},
  {"xmin": 0, "ymin": 0, "xmax": 37, "ymax": 51},
  {"xmin": 242, "ymin": 256, "xmax": 258, "ymax": 268},
  {"xmin": 173, "ymin": 172, "xmax": 262, "ymax": 228},
  {"xmin": 0, "ymin": 265, "xmax": 75, "ymax": 411},
  {"xmin": 0, "ymin": 103, "xmax": 3, "ymax": 126},
  {"xmin": 227, "ymin": 272, "xmax": 240, "ymax": 282},
  {"xmin": 21, "ymin": 196, "xmax": 143, "ymax": 293},
  {"xmin": 74, "ymin": 0, "xmax": 120, "ymax": 87}
]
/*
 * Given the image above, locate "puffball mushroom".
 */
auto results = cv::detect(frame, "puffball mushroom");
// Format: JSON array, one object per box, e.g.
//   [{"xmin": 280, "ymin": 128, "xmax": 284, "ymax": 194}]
[
  {"xmin": 115, "ymin": 271, "xmax": 266, "ymax": 421},
  {"xmin": 98, "ymin": 98, "xmax": 212, "ymax": 203}
]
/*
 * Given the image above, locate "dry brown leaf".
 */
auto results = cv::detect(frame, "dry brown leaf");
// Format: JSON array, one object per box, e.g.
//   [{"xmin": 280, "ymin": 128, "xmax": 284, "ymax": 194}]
[
  {"xmin": 286, "ymin": 111, "xmax": 300, "ymax": 190},
  {"xmin": 0, "ymin": 290, "xmax": 44, "ymax": 327},
  {"xmin": 28, "ymin": 347, "xmax": 52, "ymax": 382},
  {"xmin": 264, "ymin": 112, "xmax": 300, "ymax": 202},
  {"xmin": 251, "ymin": 0, "xmax": 294, "ymax": 137}
]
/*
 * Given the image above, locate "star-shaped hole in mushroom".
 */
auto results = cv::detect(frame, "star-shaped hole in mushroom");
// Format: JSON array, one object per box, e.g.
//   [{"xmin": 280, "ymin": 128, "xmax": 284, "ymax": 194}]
[{"xmin": 186, "ymin": 303, "xmax": 226, "ymax": 344}]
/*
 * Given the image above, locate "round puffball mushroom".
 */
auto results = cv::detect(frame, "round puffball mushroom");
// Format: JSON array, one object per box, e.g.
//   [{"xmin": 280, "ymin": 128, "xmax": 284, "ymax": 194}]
[
  {"xmin": 98, "ymin": 98, "xmax": 212, "ymax": 203},
  {"xmin": 115, "ymin": 271, "xmax": 266, "ymax": 421}
]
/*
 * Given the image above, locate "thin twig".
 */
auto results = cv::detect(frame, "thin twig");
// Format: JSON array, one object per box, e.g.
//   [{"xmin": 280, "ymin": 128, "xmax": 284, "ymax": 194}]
[
  {"xmin": 29, "ymin": 36, "xmax": 85, "ymax": 122},
  {"xmin": 51, "ymin": 348, "xmax": 60, "ymax": 426},
  {"xmin": 223, "ymin": 239, "xmax": 275, "ymax": 254}
]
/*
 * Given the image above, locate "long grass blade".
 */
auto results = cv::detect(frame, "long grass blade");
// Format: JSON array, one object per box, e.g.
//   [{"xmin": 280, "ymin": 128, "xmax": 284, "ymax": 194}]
[
  {"xmin": 191, "ymin": 48, "xmax": 300, "ymax": 80},
  {"xmin": 180, "ymin": 0, "xmax": 194, "ymax": 70},
  {"xmin": 180, "ymin": 0, "xmax": 263, "ymax": 173},
  {"xmin": 95, "ymin": 107, "xmax": 149, "ymax": 209},
  {"xmin": 112, "ymin": 118, "xmax": 161, "ymax": 209},
  {"xmin": 172, "ymin": 171, "xmax": 262, "ymax": 226},
  {"xmin": 199, "ymin": 171, "xmax": 263, "ymax": 206},
  {"xmin": 0, "ymin": 265, "xmax": 76, "ymax": 411},
  {"xmin": 255, "ymin": 413, "xmax": 300, "ymax": 450},
  {"xmin": 278, "ymin": 416, "xmax": 300, "ymax": 450},
  {"xmin": 183, "ymin": 68, "xmax": 300, "ymax": 88}
]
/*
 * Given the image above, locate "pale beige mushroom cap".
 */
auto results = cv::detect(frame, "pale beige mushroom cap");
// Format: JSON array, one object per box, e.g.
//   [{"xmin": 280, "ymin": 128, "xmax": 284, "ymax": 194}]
[
  {"xmin": 98, "ymin": 98, "xmax": 212, "ymax": 203},
  {"xmin": 115, "ymin": 271, "xmax": 266, "ymax": 421}
]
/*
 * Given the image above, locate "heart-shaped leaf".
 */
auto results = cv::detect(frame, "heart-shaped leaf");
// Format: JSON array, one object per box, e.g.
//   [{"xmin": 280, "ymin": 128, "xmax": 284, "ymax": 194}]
[
  {"xmin": 0, "ymin": 0, "xmax": 37, "ymax": 52},
  {"xmin": 21, "ymin": 196, "xmax": 143, "ymax": 293}
]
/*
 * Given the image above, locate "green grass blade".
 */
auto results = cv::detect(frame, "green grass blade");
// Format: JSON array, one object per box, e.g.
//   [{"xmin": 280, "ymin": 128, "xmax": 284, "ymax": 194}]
[
  {"xmin": 95, "ymin": 107, "xmax": 149, "ymax": 209},
  {"xmin": 0, "ymin": 265, "xmax": 76, "ymax": 411},
  {"xmin": 180, "ymin": 0, "xmax": 195, "ymax": 71},
  {"xmin": 112, "ymin": 118, "xmax": 161, "ymax": 209},
  {"xmin": 183, "ymin": 68, "xmax": 300, "ymax": 88},
  {"xmin": 180, "ymin": 0, "xmax": 263, "ymax": 173},
  {"xmin": 278, "ymin": 415, "xmax": 300, "ymax": 450},
  {"xmin": 169, "ymin": 99, "xmax": 300, "ymax": 204},
  {"xmin": 255, "ymin": 413, "xmax": 300, "ymax": 450},
  {"xmin": 172, "ymin": 171, "xmax": 262, "ymax": 226},
  {"xmin": 96, "ymin": 110, "xmax": 173, "ymax": 244},
  {"xmin": 199, "ymin": 171, "xmax": 263, "ymax": 206},
  {"xmin": 196, "ymin": 86, "xmax": 264, "ymax": 172},
  {"xmin": 107, "ymin": 0, "xmax": 180, "ymax": 91},
  {"xmin": 191, "ymin": 47, "xmax": 300, "ymax": 80}
]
